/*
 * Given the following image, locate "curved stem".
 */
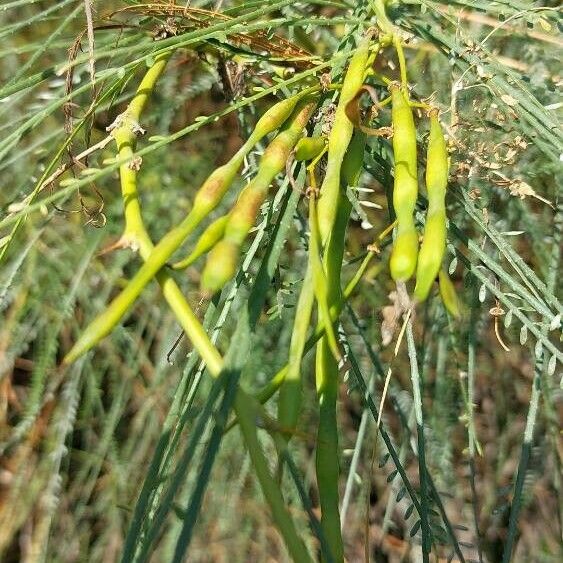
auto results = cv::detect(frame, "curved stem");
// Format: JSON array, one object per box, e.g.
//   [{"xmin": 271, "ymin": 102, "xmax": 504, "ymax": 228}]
[
  {"xmin": 68, "ymin": 52, "xmax": 310, "ymax": 560},
  {"xmin": 109, "ymin": 50, "xmax": 223, "ymax": 374}
]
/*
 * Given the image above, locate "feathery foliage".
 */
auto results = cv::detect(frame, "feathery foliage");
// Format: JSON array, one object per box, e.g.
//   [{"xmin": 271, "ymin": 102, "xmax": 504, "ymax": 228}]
[{"xmin": 0, "ymin": 1, "xmax": 561, "ymax": 561}]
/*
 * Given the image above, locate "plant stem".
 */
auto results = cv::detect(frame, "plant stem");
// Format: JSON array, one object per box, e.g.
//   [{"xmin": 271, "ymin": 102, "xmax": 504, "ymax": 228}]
[
  {"xmin": 502, "ymin": 202, "xmax": 561, "ymax": 562},
  {"xmin": 401, "ymin": 284, "xmax": 431, "ymax": 562},
  {"xmin": 315, "ymin": 195, "xmax": 351, "ymax": 563},
  {"xmin": 74, "ymin": 52, "xmax": 309, "ymax": 561},
  {"xmin": 103, "ymin": 51, "xmax": 224, "ymax": 376},
  {"xmin": 235, "ymin": 393, "xmax": 315, "ymax": 563}
]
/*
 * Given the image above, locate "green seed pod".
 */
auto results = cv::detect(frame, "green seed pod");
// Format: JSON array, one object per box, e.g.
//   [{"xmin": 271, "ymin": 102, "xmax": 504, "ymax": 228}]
[
  {"xmin": 425, "ymin": 111, "xmax": 448, "ymax": 195},
  {"xmin": 201, "ymin": 98, "xmax": 318, "ymax": 294},
  {"xmin": 252, "ymin": 91, "xmax": 308, "ymax": 140},
  {"xmin": 224, "ymin": 186, "xmax": 265, "ymax": 246},
  {"xmin": 389, "ymin": 84, "xmax": 418, "ymax": 282},
  {"xmin": 63, "ymin": 93, "xmax": 312, "ymax": 363},
  {"xmin": 314, "ymin": 129, "xmax": 359, "ymax": 563},
  {"xmin": 276, "ymin": 133, "xmax": 365, "ymax": 442},
  {"xmin": 317, "ymin": 33, "xmax": 372, "ymax": 243},
  {"xmin": 341, "ymin": 131, "xmax": 367, "ymax": 187},
  {"xmin": 414, "ymin": 111, "xmax": 448, "ymax": 301},
  {"xmin": 414, "ymin": 213, "xmax": 445, "ymax": 293},
  {"xmin": 390, "ymin": 227, "xmax": 418, "ymax": 281},
  {"xmin": 277, "ymin": 266, "xmax": 314, "ymax": 435},
  {"xmin": 172, "ymin": 215, "xmax": 229, "ymax": 270},
  {"xmin": 294, "ymin": 136, "xmax": 327, "ymax": 161},
  {"xmin": 227, "ymin": 99, "xmax": 316, "ymax": 245},
  {"xmin": 199, "ymin": 239, "xmax": 239, "ymax": 295},
  {"xmin": 309, "ymin": 194, "xmax": 341, "ymax": 362},
  {"xmin": 190, "ymin": 93, "xmax": 306, "ymax": 219},
  {"xmin": 438, "ymin": 269, "xmax": 461, "ymax": 318}
]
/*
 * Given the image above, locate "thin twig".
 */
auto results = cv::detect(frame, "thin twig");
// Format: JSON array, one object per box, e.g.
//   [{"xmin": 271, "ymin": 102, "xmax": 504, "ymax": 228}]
[
  {"xmin": 37, "ymin": 135, "xmax": 113, "ymax": 194},
  {"xmin": 83, "ymin": 0, "xmax": 96, "ymax": 91}
]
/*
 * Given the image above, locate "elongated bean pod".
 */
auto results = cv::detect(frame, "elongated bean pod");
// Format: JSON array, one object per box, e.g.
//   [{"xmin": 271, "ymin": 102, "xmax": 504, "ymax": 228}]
[
  {"xmin": 276, "ymin": 127, "xmax": 365, "ymax": 439},
  {"xmin": 274, "ymin": 226, "xmax": 381, "ymax": 437},
  {"xmin": 414, "ymin": 110, "xmax": 448, "ymax": 301},
  {"xmin": 294, "ymin": 136, "xmax": 327, "ymax": 161},
  {"xmin": 315, "ymin": 196, "xmax": 350, "ymax": 563},
  {"xmin": 309, "ymin": 193, "xmax": 341, "ymax": 362},
  {"xmin": 438, "ymin": 269, "xmax": 461, "ymax": 318},
  {"xmin": 341, "ymin": 130, "xmax": 367, "ymax": 187},
  {"xmin": 317, "ymin": 33, "xmax": 372, "ymax": 243},
  {"xmin": 191, "ymin": 91, "xmax": 311, "ymax": 217},
  {"xmin": 314, "ymin": 132, "xmax": 362, "ymax": 563},
  {"xmin": 276, "ymin": 132, "xmax": 365, "ymax": 446},
  {"xmin": 172, "ymin": 215, "xmax": 228, "ymax": 270},
  {"xmin": 201, "ymin": 97, "xmax": 318, "ymax": 294},
  {"xmin": 64, "ymin": 93, "xmax": 310, "ymax": 363},
  {"xmin": 277, "ymin": 264, "xmax": 315, "ymax": 436},
  {"xmin": 389, "ymin": 84, "xmax": 419, "ymax": 282}
]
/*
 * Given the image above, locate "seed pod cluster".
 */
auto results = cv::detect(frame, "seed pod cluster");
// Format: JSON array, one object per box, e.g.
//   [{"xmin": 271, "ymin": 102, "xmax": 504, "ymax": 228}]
[
  {"xmin": 386, "ymin": 86, "xmax": 455, "ymax": 313},
  {"xmin": 59, "ymin": 13, "xmax": 469, "ymax": 563},
  {"xmin": 65, "ymin": 92, "xmax": 313, "ymax": 363},
  {"xmin": 201, "ymin": 97, "xmax": 318, "ymax": 294}
]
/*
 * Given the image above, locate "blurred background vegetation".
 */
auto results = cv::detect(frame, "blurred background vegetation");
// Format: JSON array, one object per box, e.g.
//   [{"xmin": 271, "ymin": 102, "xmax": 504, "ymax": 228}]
[{"xmin": 0, "ymin": 1, "xmax": 561, "ymax": 562}]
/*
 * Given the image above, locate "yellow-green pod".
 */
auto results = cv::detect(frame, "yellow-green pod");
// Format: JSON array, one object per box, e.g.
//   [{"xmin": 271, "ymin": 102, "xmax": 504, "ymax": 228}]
[
  {"xmin": 200, "ymin": 239, "xmax": 239, "ymax": 295},
  {"xmin": 413, "ymin": 213, "xmax": 446, "ymax": 297},
  {"xmin": 252, "ymin": 90, "xmax": 308, "ymax": 139},
  {"xmin": 172, "ymin": 215, "xmax": 229, "ymax": 270},
  {"xmin": 224, "ymin": 98, "xmax": 317, "ymax": 247},
  {"xmin": 425, "ymin": 111, "xmax": 448, "ymax": 195},
  {"xmin": 191, "ymin": 93, "xmax": 308, "ymax": 217},
  {"xmin": 438, "ymin": 270, "xmax": 461, "ymax": 318},
  {"xmin": 201, "ymin": 98, "xmax": 318, "ymax": 294},
  {"xmin": 308, "ymin": 194, "xmax": 341, "ymax": 363},
  {"xmin": 389, "ymin": 84, "xmax": 418, "ymax": 282},
  {"xmin": 294, "ymin": 136, "xmax": 327, "ymax": 161},
  {"xmin": 223, "ymin": 186, "xmax": 265, "ymax": 246},
  {"xmin": 317, "ymin": 32, "xmax": 372, "ymax": 243},
  {"xmin": 341, "ymin": 131, "xmax": 367, "ymax": 187},
  {"xmin": 414, "ymin": 111, "xmax": 448, "ymax": 301},
  {"xmin": 390, "ymin": 228, "xmax": 419, "ymax": 281}
]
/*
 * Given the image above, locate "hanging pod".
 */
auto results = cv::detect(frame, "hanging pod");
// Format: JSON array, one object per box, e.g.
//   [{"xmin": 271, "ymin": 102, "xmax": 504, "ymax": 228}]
[
  {"xmin": 341, "ymin": 130, "xmax": 367, "ymax": 187},
  {"xmin": 294, "ymin": 136, "xmax": 327, "ymax": 162},
  {"xmin": 317, "ymin": 32, "xmax": 373, "ymax": 244},
  {"xmin": 201, "ymin": 97, "xmax": 318, "ymax": 294},
  {"xmin": 438, "ymin": 269, "xmax": 461, "ymax": 318},
  {"xmin": 63, "ymin": 92, "xmax": 311, "ymax": 364},
  {"xmin": 389, "ymin": 83, "xmax": 419, "ymax": 282},
  {"xmin": 190, "ymin": 91, "xmax": 316, "ymax": 220},
  {"xmin": 414, "ymin": 109, "xmax": 448, "ymax": 302}
]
